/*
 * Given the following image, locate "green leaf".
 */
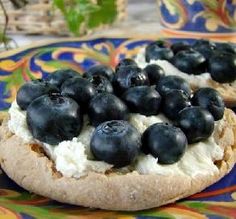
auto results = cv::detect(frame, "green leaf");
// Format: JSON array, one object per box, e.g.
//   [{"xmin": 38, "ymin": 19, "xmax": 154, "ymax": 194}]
[
  {"xmin": 87, "ymin": 0, "xmax": 117, "ymax": 28},
  {"xmin": 53, "ymin": 0, "xmax": 65, "ymax": 12},
  {"xmin": 53, "ymin": 0, "xmax": 118, "ymax": 36},
  {"xmin": 76, "ymin": 1, "xmax": 100, "ymax": 15},
  {"xmin": 65, "ymin": 9, "xmax": 85, "ymax": 35}
]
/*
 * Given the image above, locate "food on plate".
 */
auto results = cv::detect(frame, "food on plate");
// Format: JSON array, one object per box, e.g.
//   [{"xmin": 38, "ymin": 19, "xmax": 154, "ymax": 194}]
[
  {"xmin": 0, "ymin": 59, "xmax": 235, "ymax": 211},
  {"xmin": 136, "ymin": 39, "xmax": 236, "ymax": 107}
]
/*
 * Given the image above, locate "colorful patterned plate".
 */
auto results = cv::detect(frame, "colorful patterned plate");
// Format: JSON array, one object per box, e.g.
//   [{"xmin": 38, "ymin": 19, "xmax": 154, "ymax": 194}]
[{"xmin": 0, "ymin": 37, "xmax": 235, "ymax": 219}]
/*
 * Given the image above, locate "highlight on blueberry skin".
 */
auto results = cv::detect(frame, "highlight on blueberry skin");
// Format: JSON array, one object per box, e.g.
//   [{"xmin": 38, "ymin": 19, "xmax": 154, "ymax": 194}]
[
  {"xmin": 16, "ymin": 79, "xmax": 59, "ymax": 110},
  {"xmin": 177, "ymin": 106, "xmax": 215, "ymax": 144},
  {"xmin": 191, "ymin": 88, "xmax": 225, "ymax": 121},
  {"xmin": 90, "ymin": 120, "xmax": 141, "ymax": 168},
  {"xmin": 84, "ymin": 64, "xmax": 114, "ymax": 81},
  {"xmin": 87, "ymin": 75, "xmax": 113, "ymax": 94},
  {"xmin": 156, "ymin": 75, "xmax": 191, "ymax": 97},
  {"xmin": 170, "ymin": 42, "xmax": 191, "ymax": 55},
  {"xmin": 141, "ymin": 123, "xmax": 187, "ymax": 164},
  {"xmin": 112, "ymin": 65, "xmax": 149, "ymax": 95},
  {"xmin": 172, "ymin": 49, "xmax": 206, "ymax": 74},
  {"xmin": 162, "ymin": 89, "xmax": 191, "ymax": 120},
  {"xmin": 46, "ymin": 68, "xmax": 80, "ymax": 88},
  {"xmin": 192, "ymin": 39, "xmax": 216, "ymax": 59},
  {"xmin": 61, "ymin": 77, "xmax": 96, "ymax": 111},
  {"xmin": 143, "ymin": 64, "xmax": 165, "ymax": 85},
  {"xmin": 145, "ymin": 41, "xmax": 174, "ymax": 62},
  {"xmin": 26, "ymin": 93, "xmax": 83, "ymax": 145},
  {"xmin": 88, "ymin": 93, "xmax": 129, "ymax": 127},
  {"xmin": 122, "ymin": 86, "xmax": 162, "ymax": 116},
  {"xmin": 115, "ymin": 58, "xmax": 137, "ymax": 72}
]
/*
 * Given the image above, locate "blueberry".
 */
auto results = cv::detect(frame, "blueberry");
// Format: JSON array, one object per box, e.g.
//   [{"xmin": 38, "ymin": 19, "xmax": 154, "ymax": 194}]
[
  {"xmin": 150, "ymin": 40, "xmax": 167, "ymax": 48},
  {"xmin": 61, "ymin": 77, "xmax": 96, "ymax": 111},
  {"xmin": 144, "ymin": 64, "xmax": 165, "ymax": 85},
  {"xmin": 162, "ymin": 89, "xmax": 191, "ymax": 120},
  {"xmin": 87, "ymin": 75, "xmax": 113, "ymax": 94},
  {"xmin": 171, "ymin": 42, "xmax": 191, "ymax": 54},
  {"xmin": 27, "ymin": 93, "xmax": 83, "ymax": 145},
  {"xmin": 84, "ymin": 64, "xmax": 114, "ymax": 81},
  {"xmin": 145, "ymin": 41, "xmax": 174, "ymax": 62},
  {"xmin": 191, "ymin": 88, "xmax": 225, "ymax": 121},
  {"xmin": 122, "ymin": 86, "xmax": 162, "ymax": 116},
  {"xmin": 88, "ymin": 93, "xmax": 129, "ymax": 126},
  {"xmin": 172, "ymin": 49, "xmax": 207, "ymax": 74},
  {"xmin": 215, "ymin": 42, "xmax": 236, "ymax": 55},
  {"xmin": 90, "ymin": 120, "xmax": 141, "ymax": 167},
  {"xmin": 112, "ymin": 65, "xmax": 149, "ymax": 95},
  {"xmin": 177, "ymin": 106, "xmax": 214, "ymax": 144},
  {"xmin": 16, "ymin": 79, "xmax": 58, "ymax": 110},
  {"xmin": 142, "ymin": 123, "xmax": 187, "ymax": 164},
  {"xmin": 156, "ymin": 75, "xmax": 191, "ymax": 96},
  {"xmin": 46, "ymin": 69, "xmax": 80, "ymax": 88},
  {"xmin": 232, "ymin": 107, "xmax": 236, "ymax": 113},
  {"xmin": 115, "ymin": 58, "xmax": 137, "ymax": 72},
  {"xmin": 208, "ymin": 52, "xmax": 236, "ymax": 83},
  {"xmin": 192, "ymin": 39, "xmax": 216, "ymax": 59}
]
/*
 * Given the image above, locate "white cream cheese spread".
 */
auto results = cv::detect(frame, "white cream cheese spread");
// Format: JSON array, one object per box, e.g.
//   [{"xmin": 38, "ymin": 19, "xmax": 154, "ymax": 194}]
[
  {"xmin": 8, "ymin": 100, "xmax": 224, "ymax": 178},
  {"xmin": 136, "ymin": 48, "xmax": 236, "ymax": 88}
]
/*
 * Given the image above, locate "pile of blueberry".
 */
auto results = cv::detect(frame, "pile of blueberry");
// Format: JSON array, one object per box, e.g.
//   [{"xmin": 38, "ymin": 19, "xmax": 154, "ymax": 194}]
[
  {"xmin": 145, "ymin": 39, "xmax": 236, "ymax": 83},
  {"xmin": 16, "ymin": 56, "xmax": 225, "ymax": 168}
]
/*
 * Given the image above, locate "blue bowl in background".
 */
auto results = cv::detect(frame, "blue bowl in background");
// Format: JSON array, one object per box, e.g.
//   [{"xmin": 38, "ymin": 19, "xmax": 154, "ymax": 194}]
[{"xmin": 158, "ymin": 0, "xmax": 236, "ymax": 34}]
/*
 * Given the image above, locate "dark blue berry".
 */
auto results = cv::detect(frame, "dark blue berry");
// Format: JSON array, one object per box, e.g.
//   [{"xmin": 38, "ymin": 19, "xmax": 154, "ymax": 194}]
[
  {"xmin": 88, "ymin": 93, "xmax": 129, "ymax": 126},
  {"xmin": 46, "ymin": 69, "xmax": 80, "ymax": 88},
  {"xmin": 122, "ymin": 86, "xmax": 161, "ymax": 116},
  {"xmin": 172, "ymin": 49, "xmax": 206, "ymax": 74},
  {"xmin": 27, "ymin": 93, "xmax": 83, "ymax": 145},
  {"xmin": 162, "ymin": 89, "xmax": 191, "ymax": 120},
  {"xmin": 84, "ymin": 64, "xmax": 114, "ymax": 81},
  {"xmin": 208, "ymin": 52, "xmax": 236, "ymax": 83},
  {"xmin": 145, "ymin": 41, "xmax": 174, "ymax": 62},
  {"xmin": 144, "ymin": 64, "xmax": 165, "ymax": 85},
  {"xmin": 192, "ymin": 39, "xmax": 216, "ymax": 59},
  {"xmin": 87, "ymin": 75, "xmax": 113, "ymax": 94},
  {"xmin": 156, "ymin": 75, "xmax": 191, "ymax": 96},
  {"xmin": 115, "ymin": 58, "xmax": 137, "ymax": 72},
  {"xmin": 113, "ymin": 65, "xmax": 149, "ymax": 95},
  {"xmin": 171, "ymin": 42, "xmax": 191, "ymax": 54},
  {"xmin": 191, "ymin": 88, "xmax": 225, "ymax": 121},
  {"xmin": 215, "ymin": 42, "xmax": 236, "ymax": 55},
  {"xmin": 142, "ymin": 123, "xmax": 187, "ymax": 164},
  {"xmin": 61, "ymin": 77, "xmax": 96, "ymax": 111},
  {"xmin": 90, "ymin": 120, "xmax": 141, "ymax": 167},
  {"xmin": 177, "ymin": 106, "xmax": 214, "ymax": 144},
  {"xmin": 16, "ymin": 79, "xmax": 58, "ymax": 110}
]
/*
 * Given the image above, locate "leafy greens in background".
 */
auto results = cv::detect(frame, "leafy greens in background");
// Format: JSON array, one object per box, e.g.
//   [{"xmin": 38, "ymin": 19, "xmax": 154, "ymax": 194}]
[{"xmin": 53, "ymin": 0, "xmax": 118, "ymax": 36}]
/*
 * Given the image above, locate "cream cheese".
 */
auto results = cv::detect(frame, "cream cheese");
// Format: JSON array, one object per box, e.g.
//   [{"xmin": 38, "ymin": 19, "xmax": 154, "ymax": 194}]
[
  {"xmin": 53, "ymin": 138, "xmax": 112, "ymax": 178},
  {"xmin": 8, "ymin": 101, "xmax": 34, "ymax": 143},
  {"xmin": 136, "ymin": 47, "xmax": 236, "ymax": 88},
  {"xmin": 8, "ymin": 99, "xmax": 224, "ymax": 178},
  {"xmin": 129, "ymin": 113, "xmax": 169, "ymax": 134}
]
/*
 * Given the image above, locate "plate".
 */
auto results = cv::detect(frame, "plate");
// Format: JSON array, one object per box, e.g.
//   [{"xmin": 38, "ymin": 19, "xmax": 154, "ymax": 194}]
[{"xmin": 0, "ymin": 37, "xmax": 235, "ymax": 219}]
